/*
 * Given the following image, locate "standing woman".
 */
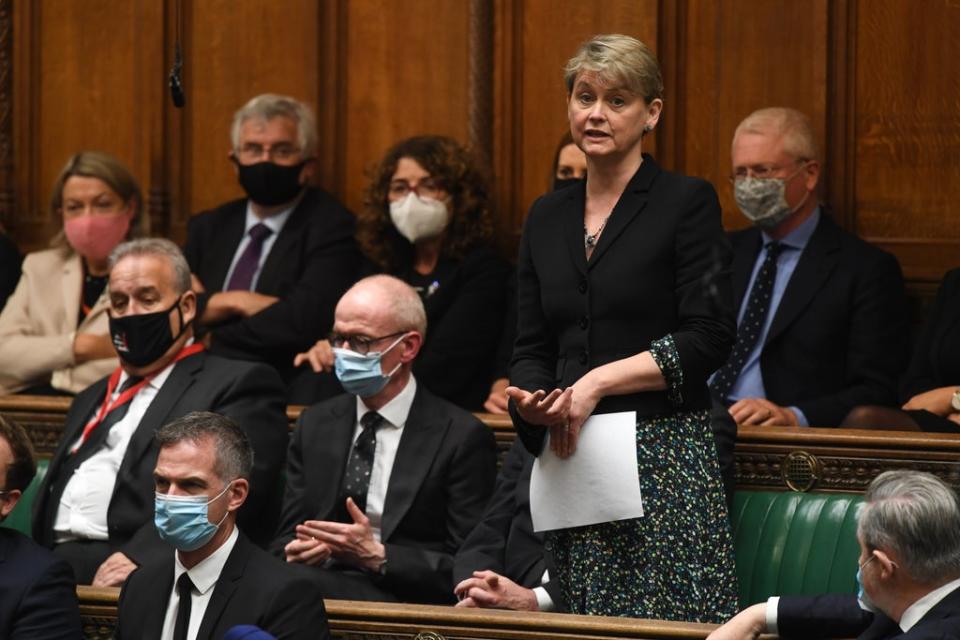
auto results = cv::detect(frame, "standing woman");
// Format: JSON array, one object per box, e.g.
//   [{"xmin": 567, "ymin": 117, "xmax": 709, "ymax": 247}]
[
  {"xmin": 506, "ymin": 35, "xmax": 738, "ymax": 621},
  {"xmin": 0, "ymin": 151, "xmax": 145, "ymax": 396}
]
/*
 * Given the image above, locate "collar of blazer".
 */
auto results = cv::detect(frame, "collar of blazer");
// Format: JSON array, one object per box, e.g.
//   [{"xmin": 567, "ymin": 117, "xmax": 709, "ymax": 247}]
[
  {"xmin": 253, "ymin": 188, "xmax": 317, "ymax": 293},
  {"xmin": 562, "ymin": 154, "xmax": 661, "ymax": 275},
  {"xmin": 60, "ymin": 251, "xmax": 111, "ymax": 332},
  {"xmin": 195, "ymin": 532, "xmax": 255, "ymax": 639}
]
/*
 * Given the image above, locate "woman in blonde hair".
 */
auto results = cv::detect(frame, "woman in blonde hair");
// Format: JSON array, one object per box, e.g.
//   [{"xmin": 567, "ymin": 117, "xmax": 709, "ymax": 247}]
[
  {"xmin": 505, "ymin": 35, "xmax": 738, "ymax": 620},
  {"xmin": 0, "ymin": 151, "xmax": 145, "ymax": 396}
]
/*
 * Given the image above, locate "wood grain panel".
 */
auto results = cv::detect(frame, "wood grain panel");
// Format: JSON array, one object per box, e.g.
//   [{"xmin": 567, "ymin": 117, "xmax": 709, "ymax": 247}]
[{"xmin": 852, "ymin": 0, "xmax": 960, "ymax": 282}]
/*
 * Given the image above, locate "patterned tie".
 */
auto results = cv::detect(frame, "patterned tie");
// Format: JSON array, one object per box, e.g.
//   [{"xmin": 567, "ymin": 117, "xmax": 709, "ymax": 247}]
[
  {"xmin": 226, "ymin": 223, "xmax": 273, "ymax": 291},
  {"xmin": 339, "ymin": 411, "xmax": 384, "ymax": 515},
  {"xmin": 710, "ymin": 242, "xmax": 784, "ymax": 401},
  {"xmin": 173, "ymin": 573, "xmax": 195, "ymax": 640}
]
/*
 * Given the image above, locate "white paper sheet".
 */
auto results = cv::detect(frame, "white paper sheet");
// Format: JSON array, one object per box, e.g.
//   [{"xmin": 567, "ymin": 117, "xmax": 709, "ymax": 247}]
[{"xmin": 529, "ymin": 411, "xmax": 643, "ymax": 532}]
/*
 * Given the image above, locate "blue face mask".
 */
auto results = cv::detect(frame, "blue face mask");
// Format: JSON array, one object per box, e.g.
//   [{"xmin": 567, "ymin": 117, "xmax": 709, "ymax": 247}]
[
  {"xmin": 333, "ymin": 334, "xmax": 406, "ymax": 397},
  {"xmin": 155, "ymin": 482, "xmax": 232, "ymax": 552},
  {"xmin": 856, "ymin": 556, "xmax": 879, "ymax": 612}
]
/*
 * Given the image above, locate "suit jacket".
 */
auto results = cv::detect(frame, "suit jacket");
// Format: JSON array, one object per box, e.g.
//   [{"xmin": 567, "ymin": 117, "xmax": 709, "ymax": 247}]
[
  {"xmin": 272, "ymin": 384, "xmax": 498, "ymax": 604},
  {"xmin": 32, "ymin": 351, "xmax": 289, "ymax": 563},
  {"xmin": 452, "ymin": 438, "xmax": 564, "ymax": 611},
  {"xmin": 510, "ymin": 156, "xmax": 736, "ymax": 452},
  {"xmin": 901, "ymin": 268, "xmax": 960, "ymax": 401},
  {"xmin": 184, "ymin": 187, "xmax": 362, "ymax": 379},
  {"xmin": 778, "ymin": 591, "xmax": 960, "ymax": 639},
  {"xmin": 116, "ymin": 531, "xmax": 330, "ymax": 640},
  {"xmin": 0, "ymin": 247, "xmax": 116, "ymax": 395},
  {"xmin": 0, "ymin": 528, "xmax": 82, "ymax": 639},
  {"xmin": 728, "ymin": 213, "xmax": 908, "ymax": 426}
]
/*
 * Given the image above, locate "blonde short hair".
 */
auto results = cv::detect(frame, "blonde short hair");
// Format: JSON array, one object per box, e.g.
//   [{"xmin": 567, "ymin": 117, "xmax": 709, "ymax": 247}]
[
  {"xmin": 564, "ymin": 34, "xmax": 663, "ymax": 102},
  {"xmin": 733, "ymin": 107, "xmax": 819, "ymax": 162},
  {"xmin": 230, "ymin": 94, "xmax": 317, "ymax": 158}
]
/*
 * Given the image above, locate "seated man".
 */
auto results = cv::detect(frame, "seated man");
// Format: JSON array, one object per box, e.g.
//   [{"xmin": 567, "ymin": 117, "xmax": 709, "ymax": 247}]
[
  {"xmin": 272, "ymin": 275, "xmax": 498, "ymax": 604},
  {"xmin": 184, "ymin": 93, "xmax": 361, "ymax": 389},
  {"xmin": 32, "ymin": 238, "xmax": 288, "ymax": 587},
  {"xmin": 453, "ymin": 438, "xmax": 564, "ymax": 612},
  {"xmin": 709, "ymin": 470, "xmax": 960, "ymax": 639},
  {"xmin": 0, "ymin": 414, "xmax": 82, "ymax": 639},
  {"xmin": 710, "ymin": 107, "xmax": 908, "ymax": 427},
  {"xmin": 117, "ymin": 412, "xmax": 329, "ymax": 640}
]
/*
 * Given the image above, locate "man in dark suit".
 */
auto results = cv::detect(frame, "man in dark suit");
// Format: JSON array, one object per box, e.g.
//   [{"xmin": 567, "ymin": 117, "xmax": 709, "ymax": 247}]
[
  {"xmin": 116, "ymin": 412, "xmax": 330, "ymax": 640},
  {"xmin": 184, "ymin": 93, "xmax": 361, "ymax": 390},
  {"xmin": 707, "ymin": 470, "xmax": 960, "ymax": 640},
  {"xmin": 711, "ymin": 107, "xmax": 907, "ymax": 428},
  {"xmin": 0, "ymin": 415, "xmax": 82, "ymax": 639},
  {"xmin": 452, "ymin": 438, "xmax": 564, "ymax": 612},
  {"xmin": 32, "ymin": 238, "xmax": 288, "ymax": 587},
  {"xmin": 272, "ymin": 275, "xmax": 498, "ymax": 604}
]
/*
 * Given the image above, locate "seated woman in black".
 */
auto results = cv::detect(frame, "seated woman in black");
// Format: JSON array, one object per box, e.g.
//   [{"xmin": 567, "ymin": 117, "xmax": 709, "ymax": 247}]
[{"xmin": 295, "ymin": 135, "xmax": 509, "ymax": 410}]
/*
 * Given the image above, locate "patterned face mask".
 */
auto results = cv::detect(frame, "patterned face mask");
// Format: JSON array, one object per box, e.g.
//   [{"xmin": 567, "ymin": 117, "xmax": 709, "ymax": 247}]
[{"xmin": 733, "ymin": 165, "xmax": 809, "ymax": 229}]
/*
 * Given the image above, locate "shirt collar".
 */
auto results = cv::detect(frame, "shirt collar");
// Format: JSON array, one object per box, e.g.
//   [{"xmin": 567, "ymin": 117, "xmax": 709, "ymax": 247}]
[
  {"xmin": 243, "ymin": 199, "xmax": 297, "ymax": 236},
  {"xmin": 761, "ymin": 206, "xmax": 820, "ymax": 251},
  {"xmin": 899, "ymin": 576, "xmax": 960, "ymax": 631},
  {"xmin": 116, "ymin": 337, "xmax": 195, "ymax": 393},
  {"xmin": 173, "ymin": 525, "xmax": 240, "ymax": 596},
  {"xmin": 357, "ymin": 375, "xmax": 417, "ymax": 430}
]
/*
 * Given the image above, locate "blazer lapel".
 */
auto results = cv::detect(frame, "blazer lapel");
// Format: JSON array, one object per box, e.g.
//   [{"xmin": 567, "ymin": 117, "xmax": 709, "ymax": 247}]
[
  {"xmin": 60, "ymin": 253, "xmax": 83, "ymax": 331},
  {"xmin": 585, "ymin": 156, "xmax": 658, "ymax": 270},
  {"xmin": 561, "ymin": 185, "xmax": 589, "ymax": 276},
  {"xmin": 380, "ymin": 389, "xmax": 448, "ymax": 541},
  {"xmin": 195, "ymin": 534, "xmax": 250, "ymax": 639},
  {"xmin": 141, "ymin": 561, "xmax": 174, "ymax": 640},
  {"xmin": 256, "ymin": 192, "xmax": 312, "ymax": 293},
  {"xmin": 311, "ymin": 397, "xmax": 356, "ymax": 519},
  {"xmin": 209, "ymin": 204, "xmax": 247, "ymax": 290},
  {"xmin": 732, "ymin": 230, "xmax": 763, "ymax": 311}
]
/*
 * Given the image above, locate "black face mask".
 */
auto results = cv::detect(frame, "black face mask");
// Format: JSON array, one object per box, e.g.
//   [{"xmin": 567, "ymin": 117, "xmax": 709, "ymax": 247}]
[
  {"xmin": 235, "ymin": 159, "xmax": 307, "ymax": 206},
  {"xmin": 109, "ymin": 298, "xmax": 188, "ymax": 367},
  {"xmin": 552, "ymin": 177, "xmax": 583, "ymax": 192}
]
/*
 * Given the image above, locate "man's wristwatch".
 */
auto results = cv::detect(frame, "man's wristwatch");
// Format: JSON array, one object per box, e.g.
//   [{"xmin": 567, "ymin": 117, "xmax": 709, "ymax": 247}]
[{"xmin": 950, "ymin": 388, "xmax": 960, "ymax": 412}]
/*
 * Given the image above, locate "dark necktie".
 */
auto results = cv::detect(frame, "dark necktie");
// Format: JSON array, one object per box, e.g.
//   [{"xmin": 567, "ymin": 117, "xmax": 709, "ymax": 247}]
[
  {"xmin": 710, "ymin": 242, "xmax": 784, "ymax": 401},
  {"xmin": 226, "ymin": 223, "xmax": 273, "ymax": 291},
  {"xmin": 339, "ymin": 411, "xmax": 384, "ymax": 515},
  {"xmin": 173, "ymin": 573, "xmax": 195, "ymax": 640}
]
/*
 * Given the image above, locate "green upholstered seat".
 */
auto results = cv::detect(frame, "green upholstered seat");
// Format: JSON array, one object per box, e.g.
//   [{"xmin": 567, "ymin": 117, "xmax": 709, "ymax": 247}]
[
  {"xmin": 1, "ymin": 457, "xmax": 48, "ymax": 536},
  {"xmin": 731, "ymin": 491, "xmax": 863, "ymax": 608}
]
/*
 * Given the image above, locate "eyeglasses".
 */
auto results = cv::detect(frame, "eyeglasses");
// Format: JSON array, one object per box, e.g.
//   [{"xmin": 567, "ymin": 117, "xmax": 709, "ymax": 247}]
[
  {"xmin": 235, "ymin": 143, "xmax": 302, "ymax": 163},
  {"xmin": 729, "ymin": 159, "xmax": 809, "ymax": 183},
  {"xmin": 328, "ymin": 331, "xmax": 406, "ymax": 355},
  {"xmin": 388, "ymin": 177, "xmax": 445, "ymax": 200},
  {"xmin": 859, "ymin": 554, "xmax": 877, "ymax": 571}
]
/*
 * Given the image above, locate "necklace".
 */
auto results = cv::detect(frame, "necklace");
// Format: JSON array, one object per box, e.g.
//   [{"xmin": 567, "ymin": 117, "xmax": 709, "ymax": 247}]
[{"xmin": 584, "ymin": 216, "xmax": 610, "ymax": 250}]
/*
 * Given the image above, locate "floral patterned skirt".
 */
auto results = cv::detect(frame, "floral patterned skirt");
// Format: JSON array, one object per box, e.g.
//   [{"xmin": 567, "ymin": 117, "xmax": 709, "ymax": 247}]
[{"xmin": 545, "ymin": 409, "xmax": 738, "ymax": 622}]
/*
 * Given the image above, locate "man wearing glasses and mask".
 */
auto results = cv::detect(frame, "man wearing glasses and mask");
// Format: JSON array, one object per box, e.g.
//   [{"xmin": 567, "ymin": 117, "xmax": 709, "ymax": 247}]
[
  {"xmin": 184, "ymin": 94, "xmax": 361, "ymax": 396},
  {"xmin": 271, "ymin": 275, "xmax": 497, "ymax": 604},
  {"xmin": 709, "ymin": 107, "xmax": 907, "ymax": 429},
  {"xmin": 32, "ymin": 239, "xmax": 287, "ymax": 589}
]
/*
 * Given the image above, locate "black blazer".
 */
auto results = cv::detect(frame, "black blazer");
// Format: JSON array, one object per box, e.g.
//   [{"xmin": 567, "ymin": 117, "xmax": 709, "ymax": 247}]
[
  {"xmin": 453, "ymin": 438, "xmax": 564, "ymax": 611},
  {"xmin": 184, "ymin": 187, "xmax": 362, "ymax": 378},
  {"xmin": 728, "ymin": 213, "xmax": 908, "ymax": 426},
  {"xmin": 510, "ymin": 156, "xmax": 735, "ymax": 452},
  {"xmin": 778, "ymin": 591, "xmax": 960, "ymax": 639},
  {"xmin": 901, "ymin": 268, "xmax": 960, "ymax": 401},
  {"xmin": 0, "ymin": 528, "xmax": 82, "ymax": 639},
  {"xmin": 116, "ymin": 532, "xmax": 330, "ymax": 640},
  {"xmin": 33, "ymin": 352, "xmax": 289, "ymax": 563},
  {"xmin": 272, "ymin": 384, "xmax": 498, "ymax": 604}
]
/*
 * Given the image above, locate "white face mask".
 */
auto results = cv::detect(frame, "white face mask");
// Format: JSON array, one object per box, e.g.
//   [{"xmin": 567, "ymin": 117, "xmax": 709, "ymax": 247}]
[{"xmin": 389, "ymin": 192, "xmax": 449, "ymax": 243}]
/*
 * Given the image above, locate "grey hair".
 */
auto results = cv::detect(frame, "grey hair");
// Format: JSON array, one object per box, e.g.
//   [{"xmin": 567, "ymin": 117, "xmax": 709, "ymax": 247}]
[
  {"xmin": 348, "ymin": 274, "xmax": 427, "ymax": 336},
  {"xmin": 564, "ymin": 34, "xmax": 664, "ymax": 103},
  {"xmin": 230, "ymin": 94, "xmax": 317, "ymax": 158},
  {"xmin": 858, "ymin": 470, "xmax": 960, "ymax": 584},
  {"xmin": 733, "ymin": 107, "xmax": 819, "ymax": 162},
  {"xmin": 109, "ymin": 238, "xmax": 192, "ymax": 295},
  {"xmin": 155, "ymin": 411, "xmax": 254, "ymax": 482}
]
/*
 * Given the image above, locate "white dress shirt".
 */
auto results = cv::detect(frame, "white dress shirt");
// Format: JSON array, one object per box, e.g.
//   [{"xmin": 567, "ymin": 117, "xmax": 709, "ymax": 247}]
[
  {"xmin": 160, "ymin": 526, "xmax": 240, "ymax": 640},
  {"xmin": 533, "ymin": 569, "xmax": 555, "ymax": 611},
  {"xmin": 54, "ymin": 362, "xmax": 178, "ymax": 542},
  {"xmin": 353, "ymin": 375, "xmax": 417, "ymax": 541},
  {"xmin": 221, "ymin": 202, "xmax": 296, "ymax": 291}
]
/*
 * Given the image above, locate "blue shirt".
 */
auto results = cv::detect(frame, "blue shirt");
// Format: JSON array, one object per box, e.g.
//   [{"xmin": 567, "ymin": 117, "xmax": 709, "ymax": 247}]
[{"xmin": 724, "ymin": 208, "xmax": 821, "ymax": 426}]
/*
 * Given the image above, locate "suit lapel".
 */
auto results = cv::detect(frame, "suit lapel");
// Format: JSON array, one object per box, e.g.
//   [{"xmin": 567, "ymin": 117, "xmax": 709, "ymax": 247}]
[
  {"xmin": 766, "ymin": 216, "xmax": 840, "ymax": 344},
  {"xmin": 312, "ymin": 397, "xmax": 356, "ymax": 519},
  {"xmin": 141, "ymin": 561, "xmax": 174, "ymax": 640},
  {"xmin": 60, "ymin": 253, "xmax": 82, "ymax": 330},
  {"xmin": 585, "ymin": 156, "xmax": 659, "ymax": 270},
  {"xmin": 561, "ymin": 185, "xmax": 588, "ymax": 276},
  {"xmin": 256, "ymin": 191, "xmax": 312, "ymax": 293},
  {"xmin": 196, "ymin": 534, "xmax": 250, "ymax": 639},
  {"xmin": 380, "ymin": 389, "xmax": 448, "ymax": 541},
  {"xmin": 209, "ymin": 203, "xmax": 247, "ymax": 290},
  {"xmin": 732, "ymin": 230, "xmax": 763, "ymax": 312}
]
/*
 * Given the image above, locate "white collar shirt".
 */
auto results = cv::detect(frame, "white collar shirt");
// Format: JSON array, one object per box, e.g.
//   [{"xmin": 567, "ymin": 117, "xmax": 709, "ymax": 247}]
[
  {"xmin": 899, "ymin": 576, "xmax": 960, "ymax": 631},
  {"xmin": 352, "ymin": 375, "xmax": 417, "ymax": 541},
  {"xmin": 222, "ymin": 201, "xmax": 297, "ymax": 291}
]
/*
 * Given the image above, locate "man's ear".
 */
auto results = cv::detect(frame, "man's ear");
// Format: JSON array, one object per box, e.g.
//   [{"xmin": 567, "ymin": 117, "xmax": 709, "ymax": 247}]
[
  {"xmin": 874, "ymin": 549, "xmax": 898, "ymax": 579},
  {"xmin": 227, "ymin": 478, "xmax": 249, "ymax": 512},
  {"xmin": 400, "ymin": 331, "xmax": 424, "ymax": 362},
  {"xmin": 0, "ymin": 489, "xmax": 22, "ymax": 518},
  {"xmin": 179, "ymin": 290, "xmax": 198, "ymax": 327},
  {"xmin": 299, "ymin": 158, "xmax": 317, "ymax": 185}
]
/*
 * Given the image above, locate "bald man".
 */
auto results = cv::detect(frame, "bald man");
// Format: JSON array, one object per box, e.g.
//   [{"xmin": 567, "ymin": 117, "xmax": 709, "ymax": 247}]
[{"xmin": 271, "ymin": 275, "xmax": 497, "ymax": 604}]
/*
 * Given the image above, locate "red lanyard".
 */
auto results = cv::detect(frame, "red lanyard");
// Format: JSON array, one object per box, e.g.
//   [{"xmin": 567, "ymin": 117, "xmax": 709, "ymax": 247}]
[{"xmin": 74, "ymin": 343, "xmax": 205, "ymax": 450}]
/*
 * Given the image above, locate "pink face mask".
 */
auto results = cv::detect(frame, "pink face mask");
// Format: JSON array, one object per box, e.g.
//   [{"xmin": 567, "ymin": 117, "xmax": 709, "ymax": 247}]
[{"xmin": 63, "ymin": 212, "xmax": 132, "ymax": 261}]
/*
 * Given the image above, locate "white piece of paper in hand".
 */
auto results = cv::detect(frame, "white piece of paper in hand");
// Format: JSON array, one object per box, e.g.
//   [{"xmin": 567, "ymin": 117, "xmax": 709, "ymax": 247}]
[{"xmin": 529, "ymin": 411, "xmax": 643, "ymax": 532}]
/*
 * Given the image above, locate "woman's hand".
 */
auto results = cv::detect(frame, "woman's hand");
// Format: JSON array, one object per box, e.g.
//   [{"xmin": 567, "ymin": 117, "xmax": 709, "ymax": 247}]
[
  {"xmin": 293, "ymin": 339, "xmax": 335, "ymax": 372},
  {"xmin": 73, "ymin": 333, "xmax": 116, "ymax": 363},
  {"xmin": 483, "ymin": 378, "xmax": 510, "ymax": 414},
  {"xmin": 505, "ymin": 386, "xmax": 572, "ymax": 428},
  {"xmin": 548, "ymin": 376, "xmax": 602, "ymax": 458},
  {"xmin": 902, "ymin": 386, "xmax": 956, "ymax": 417}
]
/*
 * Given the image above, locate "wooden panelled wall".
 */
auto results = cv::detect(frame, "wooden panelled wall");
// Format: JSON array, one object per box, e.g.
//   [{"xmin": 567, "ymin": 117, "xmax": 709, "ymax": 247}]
[{"xmin": 1, "ymin": 0, "xmax": 958, "ymax": 286}]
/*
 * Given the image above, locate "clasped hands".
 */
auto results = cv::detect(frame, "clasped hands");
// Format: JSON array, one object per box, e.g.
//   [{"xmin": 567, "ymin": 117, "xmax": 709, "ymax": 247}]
[
  {"xmin": 283, "ymin": 497, "xmax": 385, "ymax": 573},
  {"xmin": 454, "ymin": 570, "xmax": 538, "ymax": 611},
  {"xmin": 728, "ymin": 398, "xmax": 799, "ymax": 427},
  {"xmin": 505, "ymin": 379, "xmax": 599, "ymax": 458}
]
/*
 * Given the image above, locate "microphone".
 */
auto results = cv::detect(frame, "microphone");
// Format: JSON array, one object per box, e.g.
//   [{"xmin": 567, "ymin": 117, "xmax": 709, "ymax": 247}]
[{"xmin": 169, "ymin": 42, "xmax": 185, "ymax": 108}]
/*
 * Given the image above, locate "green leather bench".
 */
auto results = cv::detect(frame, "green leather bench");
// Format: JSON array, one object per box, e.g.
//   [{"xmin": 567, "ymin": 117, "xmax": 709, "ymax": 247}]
[
  {"xmin": 1, "ymin": 457, "xmax": 48, "ymax": 536},
  {"xmin": 731, "ymin": 490, "xmax": 863, "ymax": 608}
]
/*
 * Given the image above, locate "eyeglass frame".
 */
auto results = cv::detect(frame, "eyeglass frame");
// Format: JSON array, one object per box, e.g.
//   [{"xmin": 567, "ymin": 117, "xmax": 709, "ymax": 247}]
[
  {"xmin": 728, "ymin": 158, "xmax": 812, "ymax": 184},
  {"xmin": 234, "ymin": 142, "xmax": 304, "ymax": 164},
  {"xmin": 387, "ymin": 177, "xmax": 446, "ymax": 201},
  {"xmin": 328, "ymin": 331, "xmax": 408, "ymax": 355}
]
